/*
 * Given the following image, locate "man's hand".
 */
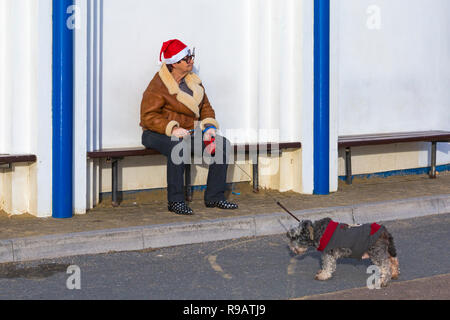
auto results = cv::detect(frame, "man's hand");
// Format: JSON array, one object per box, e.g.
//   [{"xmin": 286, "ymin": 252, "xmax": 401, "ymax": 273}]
[
  {"xmin": 203, "ymin": 128, "xmax": 216, "ymax": 141},
  {"xmin": 172, "ymin": 127, "xmax": 190, "ymax": 138}
]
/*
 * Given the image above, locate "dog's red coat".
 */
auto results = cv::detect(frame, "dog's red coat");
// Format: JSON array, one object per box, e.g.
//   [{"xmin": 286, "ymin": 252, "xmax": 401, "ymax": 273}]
[
  {"xmin": 318, "ymin": 221, "xmax": 382, "ymax": 252},
  {"xmin": 370, "ymin": 223, "xmax": 381, "ymax": 235}
]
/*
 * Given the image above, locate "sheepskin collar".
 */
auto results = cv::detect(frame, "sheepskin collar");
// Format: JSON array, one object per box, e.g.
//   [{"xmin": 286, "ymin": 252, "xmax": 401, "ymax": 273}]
[{"xmin": 159, "ymin": 63, "xmax": 204, "ymax": 118}]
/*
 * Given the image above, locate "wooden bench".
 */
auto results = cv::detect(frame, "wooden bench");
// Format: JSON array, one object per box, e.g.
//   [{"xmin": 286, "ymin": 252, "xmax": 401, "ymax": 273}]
[
  {"xmin": 338, "ymin": 131, "xmax": 450, "ymax": 185},
  {"xmin": 0, "ymin": 154, "xmax": 37, "ymax": 169},
  {"xmin": 87, "ymin": 142, "xmax": 301, "ymax": 207}
]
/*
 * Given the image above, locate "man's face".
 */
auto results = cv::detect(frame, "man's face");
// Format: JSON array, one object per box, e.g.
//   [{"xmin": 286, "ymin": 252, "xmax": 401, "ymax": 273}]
[{"xmin": 173, "ymin": 55, "xmax": 194, "ymax": 73}]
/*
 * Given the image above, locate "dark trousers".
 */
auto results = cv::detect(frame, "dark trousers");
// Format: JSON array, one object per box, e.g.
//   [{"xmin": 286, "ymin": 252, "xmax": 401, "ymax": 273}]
[{"xmin": 142, "ymin": 130, "xmax": 231, "ymax": 203}]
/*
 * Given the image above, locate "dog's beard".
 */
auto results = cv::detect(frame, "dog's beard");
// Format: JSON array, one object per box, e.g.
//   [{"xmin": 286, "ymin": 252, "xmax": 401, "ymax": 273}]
[{"xmin": 289, "ymin": 243, "xmax": 308, "ymax": 255}]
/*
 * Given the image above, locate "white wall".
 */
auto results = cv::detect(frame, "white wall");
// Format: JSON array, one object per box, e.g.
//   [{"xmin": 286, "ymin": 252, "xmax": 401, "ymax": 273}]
[
  {"xmin": 333, "ymin": 0, "xmax": 450, "ymax": 174},
  {"xmin": 0, "ymin": 0, "xmax": 52, "ymax": 217},
  {"xmin": 2, "ymin": 0, "xmax": 449, "ymax": 216},
  {"xmin": 78, "ymin": 0, "xmax": 309, "ymax": 208},
  {"xmin": 337, "ymin": 0, "xmax": 450, "ymax": 135},
  {"xmin": 100, "ymin": 0, "xmax": 303, "ymax": 148},
  {"xmin": 83, "ymin": 0, "xmax": 449, "ymax": 201}
]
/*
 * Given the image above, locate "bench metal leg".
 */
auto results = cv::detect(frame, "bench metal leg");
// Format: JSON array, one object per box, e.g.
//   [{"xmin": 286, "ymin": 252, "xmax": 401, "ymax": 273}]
[
  {"xmin": 111, "ymin": 158, "xmax": 120, "ymax": 207},
  {"xmin": 430, "ymin": 142, "xmax": 437, "ymax": 179},
  {"xmin": 253, "ymin": 152, "xmax": 259, "ymax": 193},
  {"xmin": 253, "ymin": 163, "xmax": 259, "ymax": 193},
  {"xmin": 345, "ymin": 147, "xmax": 352, "ymax": 185},
  {"xmin": 185, "ymin": 164, "xmax": 192, "ymax": 202}
]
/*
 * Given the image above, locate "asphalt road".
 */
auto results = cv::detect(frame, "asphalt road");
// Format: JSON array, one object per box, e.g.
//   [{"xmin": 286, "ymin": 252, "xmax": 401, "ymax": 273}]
[{"xmin": 0, "ymin": 213, "xmax": 449, "ymax": 301}]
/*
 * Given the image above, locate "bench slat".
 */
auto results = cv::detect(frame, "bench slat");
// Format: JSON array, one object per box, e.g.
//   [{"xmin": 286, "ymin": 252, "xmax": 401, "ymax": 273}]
[
  {"xmin": 339, "ymin": 131, "xmax": 450, "ymax": 147},
  {"xmin": 87, "ymin": 142, "xmax": 302, "ymax": 159},
  {"xmin": 87, "ymin": 148, "xmax": 161, "ymax": 159},
  {"xmin": 0, "ymin": 154, "xmax": 37, "ymax": 164},
  {"xmin": 233, "ymin": 142, "xmax": 302, "ymax": 152}
]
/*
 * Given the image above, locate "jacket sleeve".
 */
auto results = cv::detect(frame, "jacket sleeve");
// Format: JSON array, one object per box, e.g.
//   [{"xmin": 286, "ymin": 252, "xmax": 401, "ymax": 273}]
[
  {"xmin": 199, "ymin": 92, "xmax": 220, "ymax": 131},
  {"xmin": 140, "ymin": 90, "xmax": 179, "ymax": 137}
]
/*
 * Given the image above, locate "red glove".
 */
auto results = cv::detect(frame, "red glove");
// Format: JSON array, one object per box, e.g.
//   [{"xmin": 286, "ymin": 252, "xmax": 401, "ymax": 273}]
[{"xmin": 204, "ymin": 136, "xmax": 216, "ymax": 156}]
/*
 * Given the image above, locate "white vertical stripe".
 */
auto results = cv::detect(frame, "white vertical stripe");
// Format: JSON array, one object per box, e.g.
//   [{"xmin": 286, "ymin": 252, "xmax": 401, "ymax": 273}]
[
  {"xmin": 300, "ymin": 0, "xmax": 315, "ymax": 194},
  {"xmin": 258, "ymin": 0, "xmax": 272, "ymax": 138},
  {"xmin": 329, "ymin": 0, "xmax": 340, "ymax": 192},
  {"xmin": 35, "ymin": 0, "xmax": 53, "ymax": 217},
  {"xmin": 0, "ymin": 0, "xmax": 10, "ymax": 153},
  {"xmin": 87, "ymin": 0, "xmax": 96, "ymax": 208},
  {"xmin": 86, "ymin": 0, "xmax": 102, "ymax": 208},
  {"xmin": 11, "ymin": 0, "xmax": 32, "ymax": 153},
  {"xmin": 93, "ymin": 0, "xmax": 100, "ymax": 151},
  {"xmin": 93, "ymin": 0, "xmax": 102, "ymax": 151},
  {"xmin": 270, "ymin": 0, "xmax": 281, "ymax": 137},
  {"xmin": 74, "ymin": 0, "xmax": 88, "ymax": 214},
  {"xmin": 279, "ymin": 0, "xmax": 300, "ymax": 143},
  {"xmin": 245, "ymin": 0, "xmax": 259, "ymax": 144},
  {"xmin": 291, "ymin": 0, "xmax": 303, "ymax": 143},
  {"xmin": 0, "ymin": 0, "xmax": 11, "ymax": 214}
]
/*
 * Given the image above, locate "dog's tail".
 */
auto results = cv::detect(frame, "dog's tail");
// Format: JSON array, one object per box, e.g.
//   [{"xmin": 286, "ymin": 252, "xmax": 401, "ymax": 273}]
[{"xmin": 387, "ymin": 232, "xmax": 397, "ymax": 258}]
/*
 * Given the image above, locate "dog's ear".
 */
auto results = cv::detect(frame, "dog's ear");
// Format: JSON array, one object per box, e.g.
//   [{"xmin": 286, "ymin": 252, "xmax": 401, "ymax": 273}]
[
  {"xmin": 303, "ymin": 220, "xmax": 314, "ymax": 241},
  {"xmin": 308, "ymin": 225, "xmax": 314, "ymax": 241}
]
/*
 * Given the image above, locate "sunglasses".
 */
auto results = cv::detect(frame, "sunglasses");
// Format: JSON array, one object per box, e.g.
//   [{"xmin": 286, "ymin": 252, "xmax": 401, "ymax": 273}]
[{"xmin": 177, "ymin": 47, "xmax": 196, "ymax": 64}]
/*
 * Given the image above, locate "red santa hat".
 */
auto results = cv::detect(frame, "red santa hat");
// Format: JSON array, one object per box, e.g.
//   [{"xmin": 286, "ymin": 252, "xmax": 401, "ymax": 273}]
[{"xmin": 160, "ymin": 39, "xmax": 190, "ymax": 64}]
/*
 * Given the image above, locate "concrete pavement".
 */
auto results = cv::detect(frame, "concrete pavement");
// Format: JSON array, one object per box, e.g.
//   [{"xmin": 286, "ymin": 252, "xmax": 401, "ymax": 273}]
[
  {"xmin": 1, "ymin": 213, "xmax": 449, "ymax": 300},
  {"xmin": 1, "ymin": 172, "xmax": 450, "ymax": 264}
]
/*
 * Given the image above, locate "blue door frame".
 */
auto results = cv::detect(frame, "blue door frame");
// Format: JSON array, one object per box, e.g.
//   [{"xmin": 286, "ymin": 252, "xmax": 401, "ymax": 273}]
[
  {"xmin": 313, "ymin": 0, "xmax": 330, "ymax": 195},
  {"xmin": 52, "ymin": 0, "xmax": 74, "ymax": 218}
]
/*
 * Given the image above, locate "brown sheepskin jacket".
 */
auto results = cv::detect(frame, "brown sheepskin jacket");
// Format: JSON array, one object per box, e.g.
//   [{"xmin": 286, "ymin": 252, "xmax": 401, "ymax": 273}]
[{"xmin": 140, "ymin": 64, "xmax": 220, "ymax": 137}]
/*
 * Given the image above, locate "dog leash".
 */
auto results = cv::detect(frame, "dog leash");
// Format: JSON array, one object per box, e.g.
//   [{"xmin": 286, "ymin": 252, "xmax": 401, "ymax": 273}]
[
  {"xmin": 188, "ymin": 130, "xmax": 301, "ymax": 223},
  {"xmin": 233, "ymin": 163, "xmax": 301, "ymax": 223}
]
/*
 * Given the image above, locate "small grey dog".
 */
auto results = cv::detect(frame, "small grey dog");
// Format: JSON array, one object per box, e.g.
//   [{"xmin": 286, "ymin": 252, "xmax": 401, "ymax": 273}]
[{"xmin": 287, "ymin": 218, "xmax": 400, "ymax": 287}]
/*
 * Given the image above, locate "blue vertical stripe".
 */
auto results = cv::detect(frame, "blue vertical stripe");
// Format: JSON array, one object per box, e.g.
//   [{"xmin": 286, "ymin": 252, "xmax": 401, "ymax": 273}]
[
  {"xmin": 52, "ymin": 0, "xmax": 74, "ymax": 218},
  {"xmin": 314, "ymin": 0, "xmax": 330, "ymax": 195}
]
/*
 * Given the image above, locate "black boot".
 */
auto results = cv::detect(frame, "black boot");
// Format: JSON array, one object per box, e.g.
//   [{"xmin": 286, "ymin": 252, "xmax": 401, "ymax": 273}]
[
  {"xmin": 168, "ymin": 202, "xmax": 194, "ymax": 215},
  {"xmin": 205, "ymin": 200, "xmax": 238, "ymax": 210}
]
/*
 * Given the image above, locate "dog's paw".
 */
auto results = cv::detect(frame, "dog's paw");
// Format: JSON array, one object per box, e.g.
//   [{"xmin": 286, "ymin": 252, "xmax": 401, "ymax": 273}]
[
  {"xmin": 381, "ymin": 279, "xmax": 390, "ymax": 287},
  {"xmin": 315, "ymin": 270, "xmax": 332, "ymax": 281},
  {"xmin": 391, "ymin": 270, "xmax": 400, "ymax": 280},
  {"xmin": 390, "ymin": 257, "xmax": 400, "ymax": 280}
]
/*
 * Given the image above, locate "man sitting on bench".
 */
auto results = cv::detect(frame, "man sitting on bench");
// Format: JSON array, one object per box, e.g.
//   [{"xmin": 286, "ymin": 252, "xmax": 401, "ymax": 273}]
[{"xmin": 140, "ymin": 39, "xmax": 238, "ymax": 215}]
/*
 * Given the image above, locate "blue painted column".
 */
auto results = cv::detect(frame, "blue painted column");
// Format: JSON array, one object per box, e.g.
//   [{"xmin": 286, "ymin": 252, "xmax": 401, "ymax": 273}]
[
  {"xmin": 52, "ymin": 0, "xmax": 74, "ymax": 218},
  {"xmin": 313, "ymin": 0, "xmax": 330, "ymax": 195}
]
